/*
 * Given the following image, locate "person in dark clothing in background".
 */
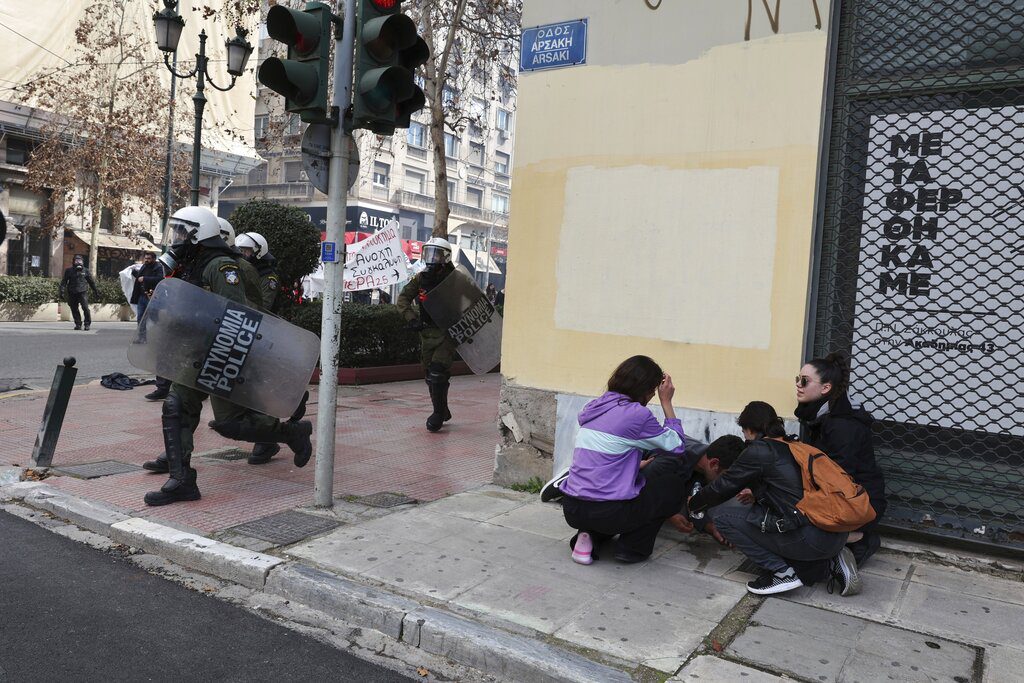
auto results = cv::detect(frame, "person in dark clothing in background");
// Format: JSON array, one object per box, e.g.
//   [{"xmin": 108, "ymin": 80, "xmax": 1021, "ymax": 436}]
[
  {"xmin": 689, "ymin": 401, "xmax": 860, "ymax": 597},
  {"xmin": 796, "ymin": 351, "xmax": 886, "ymax": 566},
  {"xmin": 668, "ymin": 435, "xmax": 746, "ymax": 545},
  {"xmin": 59, "ymin": 254, "xmax": 99, "ymax": 330},
  {"xmin": 130, "ymin": 252, "xmax": 164, "ymax": 323}
]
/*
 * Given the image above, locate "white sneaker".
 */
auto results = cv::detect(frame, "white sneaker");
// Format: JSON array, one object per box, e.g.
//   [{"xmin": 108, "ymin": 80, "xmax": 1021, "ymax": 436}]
[{"xmin": 747, "ymin": 567, "xmax": 803, "ymax": 595}]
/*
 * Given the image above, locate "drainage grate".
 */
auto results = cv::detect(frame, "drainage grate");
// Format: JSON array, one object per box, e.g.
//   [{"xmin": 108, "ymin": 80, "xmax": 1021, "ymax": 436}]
[
  {"xmin": 357, "ymin": 492, "xmax": 417, "ymax": 508},
  {"xmin": 56, "ymin": 460, "xmax": 142, "ymax": 479},
  {"xmin": 227, "ymin": 510, "xmax": 341, "ymax": 546},
  {"xmin": 200, "ymin": 447, "xmax": 250, "ymax": 461}
]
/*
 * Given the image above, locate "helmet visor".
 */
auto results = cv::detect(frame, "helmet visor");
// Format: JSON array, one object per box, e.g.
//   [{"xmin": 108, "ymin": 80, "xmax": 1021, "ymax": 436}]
[
  {"xmin": 163, "ymin": 217, "xmax": 199, "ymax": 246},
  {"xmin": 421, "ymin": 245, "xmax": 450, "ymax": 265}
]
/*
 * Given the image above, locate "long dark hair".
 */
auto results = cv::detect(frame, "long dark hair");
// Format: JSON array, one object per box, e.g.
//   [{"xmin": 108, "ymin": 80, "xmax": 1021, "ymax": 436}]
[
  {"xmin": 607, "ymin": 355, "xmax": 663, "ymax": 404},
  {"xmin": 737, "ymin": 401, "xmax": 786, "ymax": 438},
  {"xmin": 805, "ymin": 351, "xmax": 851, "ymax": 406}
]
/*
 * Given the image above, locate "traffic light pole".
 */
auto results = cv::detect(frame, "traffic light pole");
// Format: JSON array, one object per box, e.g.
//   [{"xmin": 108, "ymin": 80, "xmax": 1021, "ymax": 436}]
[{"xmin": 314, "ymin": 0, "xmax": 357, "ymax": 507}]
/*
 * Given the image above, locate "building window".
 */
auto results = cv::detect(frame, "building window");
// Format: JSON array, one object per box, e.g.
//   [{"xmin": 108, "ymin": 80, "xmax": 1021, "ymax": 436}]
[
  {"xmin": 373, "ymin": 161, "xmax": 390, "ymax": 188},
  {"xmin": 414, "ymin": 73, "xmax": 426, "ymax": 90},
  {"xmin": 5, "ymin": 138, "xmax": 29, "ymax": 166},
  {"xmin": 442, "ymin": 85, "xmax": 457, "ymax": 107},
  {"xmin": 254, "ymin": 114, "xmax": 268, "ymax": 139},
  {"xmin": 404, "ymin": 167, "xmax": 426, "ymax": 194},
  {"xmin": 444, "ymin": 132, "xmax": 458, "ymax": 158},
  {"xmin": 494, "ymin": 151, "xmax": 510, "ymax": 175},
  {"xmin": 492, "ymin": 193, "xmax": 509, "ymax": 214},
  {"xmin": 284, "ymin": 161, "xmax": 304, "ymax": 183},
  {"xmin": 447, "ymin": 180, "xmax": 457, "ymax": 202},
  {"xmin": 496, "ymin": 108, "xmax": 513, "ymax": 133},
  {"xmin": 469, "ymin": 142, "xmax": 485, "ymax": 167},
  {"xmin": 407, "ymin": 121, "xmax": 426, "ymax": 148},
  {"xmin": 286, "ymin": 115, "xmax": 302, "ymax": 136},
  {"xmin": 467, "ymin": 186, "xmax": 483, "ymax": 208}
]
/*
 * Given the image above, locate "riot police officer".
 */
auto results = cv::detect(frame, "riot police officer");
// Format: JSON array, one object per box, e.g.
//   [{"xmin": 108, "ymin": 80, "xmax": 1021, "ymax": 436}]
[
  {"xmin": 236, "ymin": 232, "xmax": 281, "ymax": 310},
  {"xmin": 141, "ymin": 206, "xmax": 314, "ymax": 506},
  {"xmin": 397, "ymin": 237, "xmax": 457, "ymax": 432}
]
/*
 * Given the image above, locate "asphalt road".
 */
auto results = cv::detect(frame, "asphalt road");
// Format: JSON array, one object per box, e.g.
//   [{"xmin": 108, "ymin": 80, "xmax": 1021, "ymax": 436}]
[
  {"xmin": 0, "ymin": 322, "xmax": 140, "ymax": 391},
  {"xmin": 0, "ymin": 510, "xmax": 412, "ymax": 682}
]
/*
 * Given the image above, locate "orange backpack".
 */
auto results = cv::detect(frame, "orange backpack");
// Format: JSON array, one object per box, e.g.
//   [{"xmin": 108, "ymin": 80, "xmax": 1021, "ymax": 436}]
[{"xmin": 767, "ymin": 437, "xmax": 876, "ymax": 533}]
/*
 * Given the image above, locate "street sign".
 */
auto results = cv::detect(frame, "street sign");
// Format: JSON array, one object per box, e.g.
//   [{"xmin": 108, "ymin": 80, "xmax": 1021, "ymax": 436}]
[
  {"xmin": 321, "ymin": 241, "xmax": 337, "ymax": 262},
  {"xmin": 301, "ymin": 123, "xmax": 359, "ymax": 194},
  {"xmin": 519, "ymin": 19, "xmax": 587, "ymax": 72}
]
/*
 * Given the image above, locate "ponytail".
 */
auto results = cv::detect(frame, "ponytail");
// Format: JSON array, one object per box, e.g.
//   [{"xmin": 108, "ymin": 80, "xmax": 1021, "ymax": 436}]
[
  {"xmin": 806, "ymin": 350, "xmax": 850, "ymax": 406},
  {"xmin": 737, "ymin": 401, "xmax": 786, "ymax": 438}
]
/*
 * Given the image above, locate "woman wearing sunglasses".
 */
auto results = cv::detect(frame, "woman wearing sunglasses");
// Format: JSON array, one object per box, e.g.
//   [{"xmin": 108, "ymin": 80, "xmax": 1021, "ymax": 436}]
[{"xmin": 795, "ymin": 352, "xmax": 887, "ymax": 566}]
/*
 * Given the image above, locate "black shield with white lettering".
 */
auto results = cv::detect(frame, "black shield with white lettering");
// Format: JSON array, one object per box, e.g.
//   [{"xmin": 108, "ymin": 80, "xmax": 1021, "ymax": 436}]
[
  {"xmin": 420, "ymin": 266, "xmax": 502, "ymax": 374},
  {"xmin": 127, "ymin": 278, "xmax": 320, "ymax": 418}
]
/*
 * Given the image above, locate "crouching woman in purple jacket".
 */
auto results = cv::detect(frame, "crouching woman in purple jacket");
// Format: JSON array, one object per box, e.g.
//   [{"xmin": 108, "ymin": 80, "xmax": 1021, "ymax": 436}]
[{"xmin": 562, "ymin": 356, "xmax": 698, "ymax": 565}]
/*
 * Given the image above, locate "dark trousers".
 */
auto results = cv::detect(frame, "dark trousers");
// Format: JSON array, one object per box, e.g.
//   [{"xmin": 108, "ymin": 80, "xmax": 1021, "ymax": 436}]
[
  {"xmin": 710, "ymin": 499, "xmax": 847, "ymax": 579},
  {"xmin": 67, "ymin": 293, "xmax": 91, "ymax": 326},
  {"xmin": 561, "ymin": 456, "xmax": 689, "ymax": 557}
]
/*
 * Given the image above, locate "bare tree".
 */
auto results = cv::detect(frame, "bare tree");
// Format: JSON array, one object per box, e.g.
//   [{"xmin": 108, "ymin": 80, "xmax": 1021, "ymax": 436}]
[
  {"xmin": 20, "ymin": 0, "xmax": 190, "ymax": 276},
  {"xmin": 411, "ymin": 0, "xmax": 521, "ymax": 238}
]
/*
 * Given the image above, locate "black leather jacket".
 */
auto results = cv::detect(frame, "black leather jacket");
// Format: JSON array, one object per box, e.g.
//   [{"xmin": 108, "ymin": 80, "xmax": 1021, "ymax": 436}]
[{"xmin": 689, "ymin": 438, "xmax": 808, "ymax": 532}]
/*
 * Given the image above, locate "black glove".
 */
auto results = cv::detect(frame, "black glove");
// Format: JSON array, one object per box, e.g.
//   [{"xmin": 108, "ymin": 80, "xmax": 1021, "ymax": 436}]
[{"xmin": 406, "ymin": 317, "xmax": 425, "ymax": 332}]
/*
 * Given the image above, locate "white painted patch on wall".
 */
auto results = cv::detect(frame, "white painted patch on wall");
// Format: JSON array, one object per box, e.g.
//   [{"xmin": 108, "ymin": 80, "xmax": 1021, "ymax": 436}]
[
  {"xmin": 555, "ymin": 165, "xmax": 780, "ymax": 348},
  {"xmin": 552, "ymin": 392, "xmax": 798, "ymax": 476}
]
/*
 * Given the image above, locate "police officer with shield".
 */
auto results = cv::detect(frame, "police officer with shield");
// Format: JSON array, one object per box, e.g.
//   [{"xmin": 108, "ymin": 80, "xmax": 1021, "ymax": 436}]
[
  {"xmin": 141, "ymin": 206, "xmax": 314, "ymax": 506},
  {"xmin": 235, "ymin": 232, "xmax": 281, "ymax": 310},
  {"xmin": 397, "ymin": 237, "xmax": 458, "ymax": 432}
]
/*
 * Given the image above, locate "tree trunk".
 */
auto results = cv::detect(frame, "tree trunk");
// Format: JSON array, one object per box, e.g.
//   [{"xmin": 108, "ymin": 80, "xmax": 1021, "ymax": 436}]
[
  {"xmin": 89, "ymin": 186, "xmax": 103, "ymax": 278},
  {"xmin": 423, "ymin": 10, "xmax": 450, "ymax": 239}
]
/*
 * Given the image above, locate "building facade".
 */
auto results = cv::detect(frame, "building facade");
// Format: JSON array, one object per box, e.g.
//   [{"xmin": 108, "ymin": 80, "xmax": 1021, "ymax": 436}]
[
  {"xmin": 218, "ymin": 26, "xmax": 514, "ymax": 290},
  {"xmin": 499, "ymin": 0, "xmax": 1024, "ymax": 551}
]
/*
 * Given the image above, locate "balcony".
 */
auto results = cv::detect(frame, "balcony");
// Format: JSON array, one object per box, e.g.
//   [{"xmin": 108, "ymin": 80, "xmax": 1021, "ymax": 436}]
[
  {"xmin": 220, "ymin": 182, "xmax": 315, "ymax": 201},
  {"xmin": 393, "ymin": 189, "xmax": 506, "ymax": 225}
]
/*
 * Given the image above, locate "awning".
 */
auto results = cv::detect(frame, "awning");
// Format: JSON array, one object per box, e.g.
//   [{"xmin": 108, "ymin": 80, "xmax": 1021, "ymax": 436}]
[{"xmin": 69, "ymin": 230, "xmax": 158, "ymax": 252}]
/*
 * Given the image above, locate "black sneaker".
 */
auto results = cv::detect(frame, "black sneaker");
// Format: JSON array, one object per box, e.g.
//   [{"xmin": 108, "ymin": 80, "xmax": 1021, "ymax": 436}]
[
  {"xmin": 827, "ymin": 546, "xmax": 862, "ymax": 597},
  {"xmin": 747, "ymin": 567, "xmax": 803, "ymax": 595},
  {"xmin": 540, "ymin": 466, "xmax": 570, "ymax": 502}
]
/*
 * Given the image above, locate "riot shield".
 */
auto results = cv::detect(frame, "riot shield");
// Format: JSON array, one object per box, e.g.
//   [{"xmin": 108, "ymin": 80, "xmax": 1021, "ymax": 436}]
[
  {"xmin": 421, "ymin": 266, "xmax": 502, "ymax": 374},
  {"xmin": 127, "ymin": 278, "xmax": 320, "ymax": 418}
]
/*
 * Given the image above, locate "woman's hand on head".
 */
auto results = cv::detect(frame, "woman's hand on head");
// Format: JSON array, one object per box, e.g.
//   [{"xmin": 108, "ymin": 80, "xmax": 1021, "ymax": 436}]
[{"xmin": 657, "ymin": 374, "xmax": 675, "ymax": 403}]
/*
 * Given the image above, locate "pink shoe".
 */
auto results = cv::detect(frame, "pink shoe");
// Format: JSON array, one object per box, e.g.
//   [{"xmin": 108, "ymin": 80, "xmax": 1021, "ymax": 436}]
[{"xmin": 571, "ymin": 532, "xmax": 594, "ymax": 565}]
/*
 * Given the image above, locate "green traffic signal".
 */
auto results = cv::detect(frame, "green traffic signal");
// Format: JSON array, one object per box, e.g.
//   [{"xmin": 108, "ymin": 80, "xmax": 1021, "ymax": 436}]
[
  {"xmin": 353, "ymin": 0, "xmax": 429, "ymax": 134},
  {"xmin": 258, "ymin": 2, "xmax": 333, "ymax": 124}
]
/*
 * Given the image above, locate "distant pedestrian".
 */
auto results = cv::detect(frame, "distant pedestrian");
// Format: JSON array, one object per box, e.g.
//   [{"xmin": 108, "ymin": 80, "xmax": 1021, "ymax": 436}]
[
  {"xmin": 59, "ymin": 254, "xmax": 99, "ymax": 331},
  {"xmin": 485, "ymin": 283, "xmax": 497, "ymax": 304},
  {"xmin": 130, "ymin": 252, "xmax": 164, "ymax": 324}
]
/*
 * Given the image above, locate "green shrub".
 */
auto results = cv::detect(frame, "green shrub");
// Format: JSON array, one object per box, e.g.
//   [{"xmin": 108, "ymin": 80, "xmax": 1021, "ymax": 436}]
[
  {"xmin": 283, "ymin": 300, "xmax": 422, "ymax": 368},
  {"xmin": 0, "ymin": 276, "xmax": 59, "ymax": 306},
  {"xmin": 92, "ymin": 277, "xmax": 126, "ymax": 304}
]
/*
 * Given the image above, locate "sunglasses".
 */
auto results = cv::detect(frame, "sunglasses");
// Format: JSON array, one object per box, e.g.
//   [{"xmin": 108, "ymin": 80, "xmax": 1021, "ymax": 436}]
[{"xmin": 795, "ymin": 375, "xmax": 817, "ymax": 388}]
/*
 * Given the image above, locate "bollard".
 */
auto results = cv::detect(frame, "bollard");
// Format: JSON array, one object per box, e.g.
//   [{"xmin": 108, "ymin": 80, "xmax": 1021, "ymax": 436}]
[{"xmin": 30, "ymin": 357, "xmax": 78, "ymax": 468}]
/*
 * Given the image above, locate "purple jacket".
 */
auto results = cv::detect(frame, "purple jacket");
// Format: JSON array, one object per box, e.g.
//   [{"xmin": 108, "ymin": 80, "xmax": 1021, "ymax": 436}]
[{"xmin": 561, "ymin": 391, "xmax": 687, "ymax": 502}]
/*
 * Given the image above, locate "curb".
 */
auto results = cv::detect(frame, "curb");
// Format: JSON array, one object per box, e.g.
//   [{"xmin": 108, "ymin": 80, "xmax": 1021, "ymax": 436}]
[{"xmin": 2, "ymin": 482, "xmax": 631, "ymax": 682}]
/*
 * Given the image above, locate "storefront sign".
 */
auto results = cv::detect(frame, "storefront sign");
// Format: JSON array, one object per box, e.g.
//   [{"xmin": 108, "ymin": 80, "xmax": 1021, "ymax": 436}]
[{"xmin": 850, "ymin": 106, "xmax": 1024, "ymax": 436}]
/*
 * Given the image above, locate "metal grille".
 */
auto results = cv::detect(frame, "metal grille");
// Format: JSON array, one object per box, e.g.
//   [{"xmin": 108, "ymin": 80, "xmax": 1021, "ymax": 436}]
[{"xmin": 812, "ymin": 0, "xmax": 1024, "ymax": 550}]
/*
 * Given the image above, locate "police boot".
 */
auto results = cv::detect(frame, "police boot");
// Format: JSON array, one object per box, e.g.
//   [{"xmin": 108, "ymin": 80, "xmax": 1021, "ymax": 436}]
[
  {"xmin": 425, "ymin": 367, "xmax": 451, "ymax": 432},
  {"xmin": 144, "ymin": 395, "xmax": 201, "ymax": 506},
  {"xmin": 248, "ymin": 391, "xmax": 307, "ymax": 465},
  {"xmin": 209, "ymin": 417, "xmax": 313, "ymax": 469},
  {"xmin": 142, "ymin": 452, "xmax": 169, "ymax": 473}
]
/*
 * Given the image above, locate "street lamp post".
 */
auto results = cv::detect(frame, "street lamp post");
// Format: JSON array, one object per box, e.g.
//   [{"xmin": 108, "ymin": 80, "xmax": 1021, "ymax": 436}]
[{"xmin": 153, "ymin": 0, "xmax": 252, "ymax": 207}]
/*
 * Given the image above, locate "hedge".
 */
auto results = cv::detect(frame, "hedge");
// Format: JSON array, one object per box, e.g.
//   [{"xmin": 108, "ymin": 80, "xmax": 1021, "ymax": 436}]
[
  {"xmin": 286, "ymin": 301, "xmax": 421, "ymax": 368},
  {"xmin": 0, "ymin": 275, "xmax": 127, "ymax": 306}
]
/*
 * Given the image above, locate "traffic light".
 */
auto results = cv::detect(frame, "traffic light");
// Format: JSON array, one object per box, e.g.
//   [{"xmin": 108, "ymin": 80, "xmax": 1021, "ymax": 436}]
[
  {"xmin": 259, "ymin": 2, "xmax": 333, "ymax": 124},
  {"xmin": 352, "ymin": 0, "xmax": 429, "ymax": 135}
]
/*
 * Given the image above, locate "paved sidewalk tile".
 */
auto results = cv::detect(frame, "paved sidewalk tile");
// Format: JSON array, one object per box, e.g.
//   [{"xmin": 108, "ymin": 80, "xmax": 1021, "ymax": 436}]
[
  {"xmin": 671, "ymin": 656, "xmax": 786, "ymax": 682},
  {"xmin": 730, "ymin": 599, "xmax": 978, "ymax": 683}
]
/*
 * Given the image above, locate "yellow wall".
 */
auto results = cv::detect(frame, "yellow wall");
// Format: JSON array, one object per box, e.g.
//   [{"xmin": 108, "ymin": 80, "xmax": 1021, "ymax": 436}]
[{"xmin": 504, "ymin": 0, "xmax": 830, "ymax": 414}]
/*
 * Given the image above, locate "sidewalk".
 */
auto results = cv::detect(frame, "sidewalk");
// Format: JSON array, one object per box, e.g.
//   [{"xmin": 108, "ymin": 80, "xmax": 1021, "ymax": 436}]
[
  {"xmin": 0, "ymin": 375, "xmax": 499, "ymax": 533},
  {"xmin": 3, "ymin": 377, "xmax": 1024, "ymax": 681}
]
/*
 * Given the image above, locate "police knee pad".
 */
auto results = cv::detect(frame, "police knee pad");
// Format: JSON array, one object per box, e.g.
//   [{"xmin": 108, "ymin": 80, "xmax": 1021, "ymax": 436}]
[
  {"xmin": 161, "ymin": 392, "xmax": 183, "ymax": 422},
  {"xmin": 426, "ymin": 363, "xmax": 449, "ymax": 385}
]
